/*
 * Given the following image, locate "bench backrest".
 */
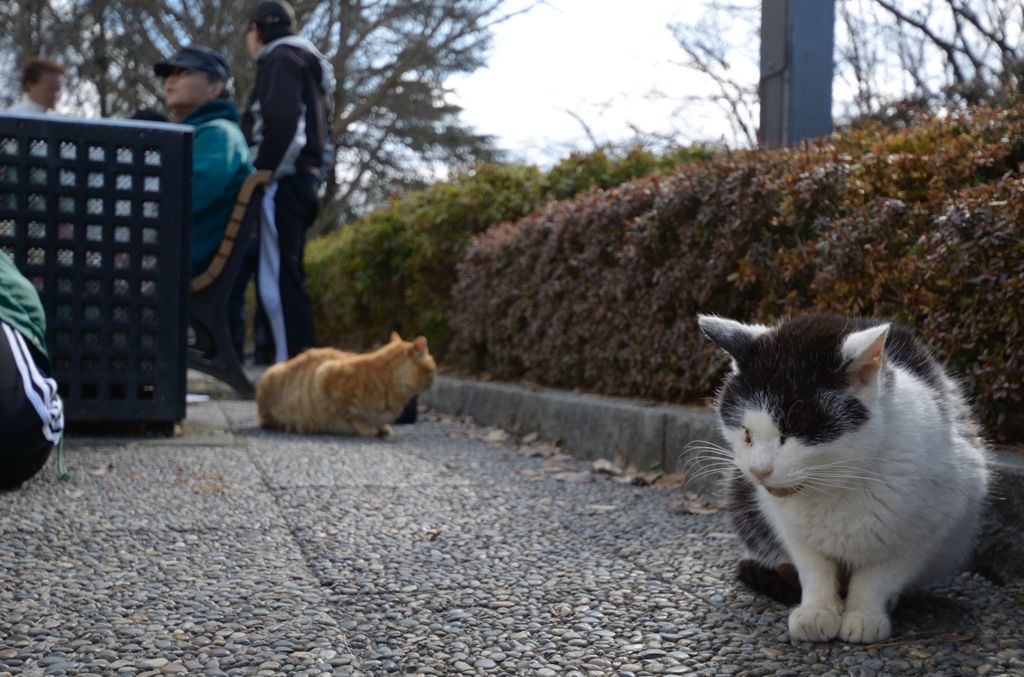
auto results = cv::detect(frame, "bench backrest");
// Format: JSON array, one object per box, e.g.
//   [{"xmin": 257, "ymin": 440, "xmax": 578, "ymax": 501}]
[{"xmin": 190, "ymin": 170, "xmax": 271, "ymax": 292}]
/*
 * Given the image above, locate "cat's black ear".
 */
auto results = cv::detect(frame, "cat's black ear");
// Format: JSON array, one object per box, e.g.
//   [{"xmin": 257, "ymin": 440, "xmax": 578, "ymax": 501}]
[
  {"xmin": 841, "ymin": 323, "xmax": 889, "ymax": 388},
  {"xmin": 697, "ymin": 315, "xmax": 770, "ymax": 363}
]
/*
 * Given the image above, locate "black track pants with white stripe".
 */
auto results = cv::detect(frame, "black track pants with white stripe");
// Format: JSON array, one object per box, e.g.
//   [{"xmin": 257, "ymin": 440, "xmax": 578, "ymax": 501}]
[
  {"xmin": 257, "ymin": 173, "xmax": 319, "ymax": 362},
  {"xmin": 0, "ymin": 322, "xmax": 63, "ymax": 489}
]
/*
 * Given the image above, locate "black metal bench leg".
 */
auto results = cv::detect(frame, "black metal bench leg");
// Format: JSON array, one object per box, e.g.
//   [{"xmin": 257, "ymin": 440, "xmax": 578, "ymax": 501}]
[{"xmin": 188, "ymin": 290, "xmax": 254, "ymax": 398}]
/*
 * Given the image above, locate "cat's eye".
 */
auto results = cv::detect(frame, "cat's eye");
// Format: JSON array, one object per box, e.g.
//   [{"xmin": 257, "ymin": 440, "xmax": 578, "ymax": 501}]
[{"xmin": 744, "ymin": 429, "xmax": 752, "ymax": 445}]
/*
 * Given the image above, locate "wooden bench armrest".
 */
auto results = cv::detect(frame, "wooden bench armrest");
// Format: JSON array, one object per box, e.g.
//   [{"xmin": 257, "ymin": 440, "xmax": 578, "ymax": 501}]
[{"xmin": 190, "ymin": 170, "xmax": 273, "ymax": 293}]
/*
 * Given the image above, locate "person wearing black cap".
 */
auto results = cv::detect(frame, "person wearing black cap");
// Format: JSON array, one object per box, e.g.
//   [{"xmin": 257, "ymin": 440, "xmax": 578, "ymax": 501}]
[
  {"xmin": 153, "ymin": 46, "xmax": 255, "ymax": 278},
  {"xmin": 240, "ymin": 0, "xmax": 335, "ymax": 363}
]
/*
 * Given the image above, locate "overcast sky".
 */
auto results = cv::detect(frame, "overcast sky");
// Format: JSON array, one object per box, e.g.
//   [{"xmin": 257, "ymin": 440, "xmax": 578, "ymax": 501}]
[{"xmin": 448, "ymin": 0, "xmax": 760, "ymax": 166}]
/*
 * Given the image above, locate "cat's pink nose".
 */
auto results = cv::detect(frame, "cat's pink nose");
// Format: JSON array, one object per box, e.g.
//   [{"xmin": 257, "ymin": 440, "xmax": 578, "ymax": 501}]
[{"xmin": 749, "ymin": 465, "xmax": 773, "ymax": 480}]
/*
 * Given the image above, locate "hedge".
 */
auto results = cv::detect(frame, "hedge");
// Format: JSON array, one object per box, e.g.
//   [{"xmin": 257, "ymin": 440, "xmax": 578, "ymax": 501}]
[
  {"xmin": 449, "ymin": 105, "xmax": 1024, "ymax": 443},
  {"xmin": 305, "ymin": 146, "xmax": 709, "ymax": 355}
]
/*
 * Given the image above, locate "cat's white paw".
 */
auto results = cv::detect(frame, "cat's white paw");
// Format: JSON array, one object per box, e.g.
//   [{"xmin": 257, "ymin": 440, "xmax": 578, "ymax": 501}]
[
  {"xmin": 838, "ymin": 610, "xmax": 891, "ymax": 643},
  {"xmin": 788, "ymin": 605, "xmax": 842, "ymax": 643}
]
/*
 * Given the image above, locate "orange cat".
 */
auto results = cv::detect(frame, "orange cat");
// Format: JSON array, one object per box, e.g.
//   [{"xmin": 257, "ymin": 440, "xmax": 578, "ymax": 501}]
[{"xmin": 256, "ymin": 332, "xmax": 437, "ymax": 436}]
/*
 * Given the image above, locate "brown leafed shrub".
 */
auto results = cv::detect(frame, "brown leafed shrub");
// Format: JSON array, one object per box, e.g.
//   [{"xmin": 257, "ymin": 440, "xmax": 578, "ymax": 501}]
[{"xmin": 449, "ymin": 104, "xmax": 1024, "ymax": 442}]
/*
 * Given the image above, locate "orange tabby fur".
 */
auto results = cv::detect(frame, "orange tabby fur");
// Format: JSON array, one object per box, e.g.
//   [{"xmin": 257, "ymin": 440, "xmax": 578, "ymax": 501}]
[{"xmin": 256, "ymin": 332, "xmax": 437, "ymax": 436}]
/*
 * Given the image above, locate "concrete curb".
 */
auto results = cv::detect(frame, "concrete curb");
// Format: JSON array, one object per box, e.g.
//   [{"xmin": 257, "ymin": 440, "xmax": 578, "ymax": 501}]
[
  {"xmin": 422, "ymin": 374, "xmax": 1024, "ymax": 584},
  {"xmin": 423, "ymin": 375, "xmax": 725, "ymax": 495}
]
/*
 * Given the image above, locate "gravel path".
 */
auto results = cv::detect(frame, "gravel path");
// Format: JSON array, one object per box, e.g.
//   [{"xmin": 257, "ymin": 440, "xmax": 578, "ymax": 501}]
[{"xmin": 0, "ymin": 399, "xmax": 1021, "ymax": 676}]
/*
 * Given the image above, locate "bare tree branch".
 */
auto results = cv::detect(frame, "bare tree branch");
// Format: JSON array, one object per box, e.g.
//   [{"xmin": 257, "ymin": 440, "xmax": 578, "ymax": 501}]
[
  {"xmin": 874, "ymin": 0, "xmax": 969, "ymax": 87},
  {"xmin": 565, "ymin": 109, "xmax": 601, "ymax": 151}
]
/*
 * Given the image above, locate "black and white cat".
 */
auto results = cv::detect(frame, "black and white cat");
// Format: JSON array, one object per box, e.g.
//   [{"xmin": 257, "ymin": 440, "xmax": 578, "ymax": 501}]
[{"xmin": 697, "ymin": 313, "xmax": 989, "ymax": 644}]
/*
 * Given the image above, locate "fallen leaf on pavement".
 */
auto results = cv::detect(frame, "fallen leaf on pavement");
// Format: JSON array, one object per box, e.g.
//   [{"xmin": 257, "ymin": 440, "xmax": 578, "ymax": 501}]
[
  {"xmin": 552, "ymin": 471, "xmax": 594, "ymax": 484},
  {"xmin": 521, "ymin": 432, "xmax": 539, "ymax": 444},
  {"xmin": 542, "ymin": 458, "xmax": 571, "ymax": 471},
  {"xmin": 519, "ymin": 443, "xmax": 558, "ymax": 458},
  {"xmin": 673, "ymin": 495, "xmax": 727, "ymax": 515},
  {"xmin": 192, "ymin": 481, "xmax": 228, "ymax": 495},
  {"xmin": 630, "ymin": 471, "xmax": 663, "ymax": 486},
  {"xmin": 423, "ymin": 528, "xmax": 442, "ymax": 540},
  {"xmin": 482, "ymin": 428, "xmax": 509, "ymax": 443},
  {"xmin": 653, "ymin": 473, "xmax": 688, "ymax": 489},
  {"xmin": 591, "ymin": 459, "xmax": 622, "ymax": 476}
]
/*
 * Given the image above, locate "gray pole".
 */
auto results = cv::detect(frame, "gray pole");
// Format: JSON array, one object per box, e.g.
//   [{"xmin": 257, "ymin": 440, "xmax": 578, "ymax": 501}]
[{"xmin": 759, "ymin": 0, "xmax": 835, "ymax": 146}]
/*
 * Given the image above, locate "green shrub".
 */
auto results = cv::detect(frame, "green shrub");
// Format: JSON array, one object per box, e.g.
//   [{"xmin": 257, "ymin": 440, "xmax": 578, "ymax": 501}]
[
  {"xmin": 449, "ymin": 105, "xmax": 1024, "ymax": 442},
  {"xmin": 306, "ymin": 163, "xmax": 544, "ymax": 351},
  {"xmin": 306, "ymin": 145, "xmax": 709, "ymax": 355}
]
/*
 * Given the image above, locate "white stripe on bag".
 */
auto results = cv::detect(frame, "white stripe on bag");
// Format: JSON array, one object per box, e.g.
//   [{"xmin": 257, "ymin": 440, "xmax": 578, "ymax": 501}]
[{"xmin": 2, "ymin": 323, "xmax": 63, "ymax": 442}]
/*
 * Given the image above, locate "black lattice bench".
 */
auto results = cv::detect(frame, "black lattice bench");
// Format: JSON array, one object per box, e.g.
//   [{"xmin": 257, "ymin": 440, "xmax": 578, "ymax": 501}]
[{"xmin": 0, "ymin": 113, "xmax": 192, "ymax": 429}]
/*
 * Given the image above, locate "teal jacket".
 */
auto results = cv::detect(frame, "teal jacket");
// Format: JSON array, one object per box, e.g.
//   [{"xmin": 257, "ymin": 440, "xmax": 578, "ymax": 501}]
[
  {"xmin": 183, "ymin": 99, "xmax": 255, "ymax": 278},
  {"xmin": 0, "ymin": 250, "xmax": 49, "ymax": 370}
]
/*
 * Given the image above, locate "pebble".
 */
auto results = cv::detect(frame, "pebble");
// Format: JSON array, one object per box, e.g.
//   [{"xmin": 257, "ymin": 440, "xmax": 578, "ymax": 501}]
[{"xmin": 139, "ymin": 658, "xmax": 169, "ymax": 669}]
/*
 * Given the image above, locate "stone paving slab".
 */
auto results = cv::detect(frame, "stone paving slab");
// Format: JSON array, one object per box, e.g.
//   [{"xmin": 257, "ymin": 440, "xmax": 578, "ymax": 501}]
[
  {"xmin": 0, "ymin": 445, "xmax": 281, "ymax": 533},
  {"xmin": 0, "ymin": 398, "xmax": 1020, "ymax": 676},
  {"xmin": 0, "ymin": 527, "xmax": 352, "ymax": 675},
  {"xmin": 243, "ymin": 434, "xmax": 481, "ymax": 489}
]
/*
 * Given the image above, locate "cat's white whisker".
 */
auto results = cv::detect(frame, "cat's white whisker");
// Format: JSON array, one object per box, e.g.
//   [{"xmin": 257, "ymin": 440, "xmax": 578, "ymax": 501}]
[
  {"xmin": 683, "ymin": 446, "xmax": 732, "ymax": 455},
  {"xmin": 798, "ymin": 482, "xmax": 844, "ymax": 501},
  {"xmin": 802, "ymin": 471, "xmax": 889, "ymax": 486},
  {"xmin": 684, "ymin": 463, "xmax": 737, "ymax": 477},
  {"xmin": 681, "ymin": 458, "xmax": 735, "ymax": 472},
  {"xmin": 680, "ymin": 451, "xmax": 736, "ymax": 473},
  {"xmin": 681, "ymin": 447, "xmax": 733, "ymax": 460},
  {"xmin": 807, "ymin": 465, "xmax": 886, "ymax": 478},
  {"xmin": 683, "ymin": 438, "xmax": 730, "ymax": 451}
]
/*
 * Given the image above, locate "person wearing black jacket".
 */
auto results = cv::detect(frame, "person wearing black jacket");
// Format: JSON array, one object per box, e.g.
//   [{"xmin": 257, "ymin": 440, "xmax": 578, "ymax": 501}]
[{"xmin": 240, "ymin": 0, "xmax": 334, "ymax": 362}]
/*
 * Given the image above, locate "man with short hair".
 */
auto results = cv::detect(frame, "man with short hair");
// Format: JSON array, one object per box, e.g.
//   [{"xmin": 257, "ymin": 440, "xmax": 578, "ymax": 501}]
[
  {"xmin": 241, "ymin": 0, "xmax": 335, "ymax": 362},
  {"xmin": 153, "ymin": 46, "xmax": 255, "ymax": 278},
  {"xmin": 6, "ymin": 56, "xmax": 63, "ymax": 114}
]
